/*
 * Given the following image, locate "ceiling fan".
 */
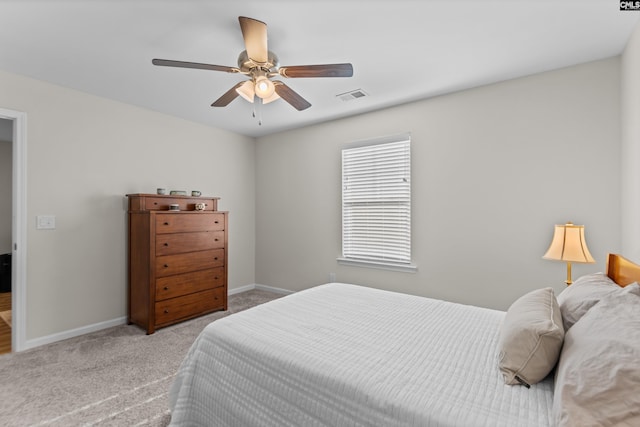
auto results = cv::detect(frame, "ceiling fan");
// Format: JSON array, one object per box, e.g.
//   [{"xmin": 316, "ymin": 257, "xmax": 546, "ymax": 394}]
[{"xmin": 152, "ymin": 16, "xmax": 354, "ymax": 118}]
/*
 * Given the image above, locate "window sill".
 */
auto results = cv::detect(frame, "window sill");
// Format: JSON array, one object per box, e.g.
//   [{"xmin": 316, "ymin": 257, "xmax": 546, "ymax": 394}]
[{"xmin": 336, "ymin": 257, "xmax": 417, "ymax": 273}]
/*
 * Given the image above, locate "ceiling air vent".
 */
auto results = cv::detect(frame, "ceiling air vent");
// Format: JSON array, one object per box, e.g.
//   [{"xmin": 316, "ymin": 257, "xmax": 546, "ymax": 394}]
[{"xmin": 337, "ymin": 89, "xmax": 368, "ymax": 102}]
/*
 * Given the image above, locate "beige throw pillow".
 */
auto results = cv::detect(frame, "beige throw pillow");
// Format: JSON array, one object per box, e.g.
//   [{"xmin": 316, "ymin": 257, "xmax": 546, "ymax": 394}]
[
  {"xmin": 553, "ymin": 284, "xmax": 640, "ymax": 427},
  {"xmin": 498, "ymin": 287, "xmax": 564, "ymax": 387},
  {"xmin": 556, "ymin": 273, "xmax": 619, "ymax": 331}
]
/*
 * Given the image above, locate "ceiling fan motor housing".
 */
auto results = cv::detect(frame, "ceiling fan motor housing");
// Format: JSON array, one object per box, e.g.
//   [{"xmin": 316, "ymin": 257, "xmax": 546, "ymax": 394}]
[{"xmin": 237, "ymin": 50, "xmax": 279, "ymax": 74}]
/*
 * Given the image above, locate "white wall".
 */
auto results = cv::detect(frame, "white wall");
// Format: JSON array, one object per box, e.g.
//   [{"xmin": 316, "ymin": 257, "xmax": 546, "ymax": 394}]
[
  {"xmin": 0, "ymin": 70, "xmax": 256, "ymax": 341},
  {"xmin": 255, "ymin": 58, "xmax": 621, "ymax": 311},
  {"xmin": 622, "ymin": 21, "xmax": 640, "ymax": 262}
]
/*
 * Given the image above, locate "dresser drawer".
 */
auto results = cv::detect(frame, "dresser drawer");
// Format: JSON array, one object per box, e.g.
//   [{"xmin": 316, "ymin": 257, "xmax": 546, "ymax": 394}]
[
  {"xmin": 127, "ymin": 194, "xmax": 219, "ymax": 212},
  {"xmin": 155, "ymin": 249, "xmax": 225, "ymax": 277},
  {"xmin": 144, "ymin": 197, "xmax": 186, "ymax": 211},
  {"xmin": 155, "ymin": 287, "xmax": 225, "ymax": 326},
  {"xmin": 155, "ymin": 213, "xmax": 225, "ymax": 233},
  {"xmin": 156, "ymin": 267, "xmax": 225, "ymax": 301},
  {"xmin": 155, "ymin": 231, "xmax": 225, "ymax": 256},
  {"xmin": 142, "ymin": 197, "xmax": 217, "ymax": 211}
]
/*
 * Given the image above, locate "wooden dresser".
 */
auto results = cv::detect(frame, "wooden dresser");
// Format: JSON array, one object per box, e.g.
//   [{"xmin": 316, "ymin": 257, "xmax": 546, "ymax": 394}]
[{"xmin": 127, "ymin": 193, "xmax": 228, "ymax": 334}]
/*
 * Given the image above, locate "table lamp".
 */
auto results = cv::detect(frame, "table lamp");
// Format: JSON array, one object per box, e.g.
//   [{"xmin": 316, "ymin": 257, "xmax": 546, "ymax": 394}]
[{"xmin": 542, "ymin": 222, "xmax": 595, "ymax": 285}]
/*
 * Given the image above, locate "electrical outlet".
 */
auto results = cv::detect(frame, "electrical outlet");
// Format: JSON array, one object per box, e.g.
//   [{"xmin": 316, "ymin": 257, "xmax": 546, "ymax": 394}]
[
  {"xmin": 36, "ymin": 215, "xmax": 56, "ymax": 230},
  {"xmin": 329, "ymin": 272, "xmax": 336, "ymax": 282}
]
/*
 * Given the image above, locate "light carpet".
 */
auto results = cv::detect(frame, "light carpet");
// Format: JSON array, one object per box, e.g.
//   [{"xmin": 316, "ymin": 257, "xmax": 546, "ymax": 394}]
[{"xmin": 0, "ymin": 289, "xmax": 282, "ymax": 426}]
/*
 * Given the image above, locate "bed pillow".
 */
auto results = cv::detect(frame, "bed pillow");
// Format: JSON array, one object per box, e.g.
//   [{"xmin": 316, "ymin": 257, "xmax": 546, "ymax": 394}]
[
  {"xmin": 498, "ymin": 287, "xmax": 564, "ymax": 387},
  {"xmin": 556, "ymin": 273, "xmax": 619, "ymax": 331},
  {"xmin": 552, "ymin": 283, "xmax": 640, "ymax": 427}
]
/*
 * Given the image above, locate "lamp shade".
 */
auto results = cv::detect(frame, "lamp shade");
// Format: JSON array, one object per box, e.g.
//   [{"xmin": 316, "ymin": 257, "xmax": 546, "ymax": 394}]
[
  {"xmin": 235, "ymin": 81, "xmax": 255, "ymax": 103},
  {"xmin": 261, "ymin": 90, "xmax": 280, "ymax": 105},
  {"xmin": 542, "ymin": 222, "xmax": 595, "ymax": 263}
]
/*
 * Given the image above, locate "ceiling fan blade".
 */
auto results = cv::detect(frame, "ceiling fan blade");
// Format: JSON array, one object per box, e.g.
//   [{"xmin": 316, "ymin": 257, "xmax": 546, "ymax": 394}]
[
  {"xmin": 152, "ymin": 59, "xmax": 238, "ymax": 73},
  {"xmin": 278, "ymin": 63, "xmax": 353, "ymax": 78},
  {"xmin": 274, "ymin": 82, "xmax": 311, "ymax": 111},
  {"xmin": 211, "ymin": 82, "xmax": 245, "ymax": 107},
  {"xmin": 238, "ymin": 16, "xmax": 268, "ymax": 63}
]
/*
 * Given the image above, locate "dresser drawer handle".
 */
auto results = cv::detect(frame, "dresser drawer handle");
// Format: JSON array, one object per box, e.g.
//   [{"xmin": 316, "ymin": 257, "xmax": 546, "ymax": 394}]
[
  {"xmin": 164, "ymin": 222, "xmax": 169, "ymax": 226},
  {"xmin": 164, "ymin": 243, "xmax": 169, "ymax": 246},
  {"xmin": 163, "ymin": 286, "xmax": 169, "ymax": 291},
  {"xmin": 214, "ymin": 257, "xmax": 218, "ymax": 261},
  {"xmin": 214, "ymin": 276, "xmax": 219, "ymax": 280},
  {"xmin": 164, "ymin": 309, "xmax": 169, "ymax": 314},
  {"xmin": 214, "ymin": 220, "xmax": 219, "ymax": 224},
  {"xmin": 214, "ymin": 238, "xmax": 219, "ymax": 242},
  {"xmin": 164, "ymin": 264, "xmax": 169, "ymax": 268}
]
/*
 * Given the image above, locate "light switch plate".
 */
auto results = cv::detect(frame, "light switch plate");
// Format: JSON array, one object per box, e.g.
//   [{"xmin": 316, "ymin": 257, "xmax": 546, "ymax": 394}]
[{"xmin": 36, "ymin": 215, "xmax": 56, "ymax": 230}]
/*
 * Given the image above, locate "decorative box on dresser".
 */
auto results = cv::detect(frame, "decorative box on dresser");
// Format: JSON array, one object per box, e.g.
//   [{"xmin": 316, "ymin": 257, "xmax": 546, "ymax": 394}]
[{"xmin": 127, "ymin": 193, "xmax": 228, "ymax": 334}]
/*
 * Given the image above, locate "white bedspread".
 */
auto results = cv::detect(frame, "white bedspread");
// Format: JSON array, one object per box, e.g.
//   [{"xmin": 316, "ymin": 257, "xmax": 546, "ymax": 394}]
[{"xmin": 169, "ymin": 283, "xmax": 553, "ymax": 426}]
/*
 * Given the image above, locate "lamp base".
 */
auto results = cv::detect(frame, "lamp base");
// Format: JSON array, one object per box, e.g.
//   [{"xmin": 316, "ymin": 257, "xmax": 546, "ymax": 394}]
[{"xmin": 565, "ymin": 261, "xmax": 573, "ymax": 286}]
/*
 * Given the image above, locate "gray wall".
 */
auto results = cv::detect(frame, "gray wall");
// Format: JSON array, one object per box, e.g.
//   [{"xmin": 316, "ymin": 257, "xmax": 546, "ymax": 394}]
[
  {"xmin": 0, "ymin": 50, "xmax": 630, "ymax": 345},
  {"xmin": 622, "ymin": 20, "xmax": 640, "ymax": 261},
  {"xmin": 255, "ymin": 58, "xmax": 621, "ymax": 311},
  {"xmin": 0, "ymin": 69, "xmax": 256, "ymax": 341}
]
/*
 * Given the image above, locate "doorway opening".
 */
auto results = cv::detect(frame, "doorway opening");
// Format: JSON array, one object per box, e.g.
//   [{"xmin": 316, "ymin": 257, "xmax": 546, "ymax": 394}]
[
  {"xmin": 0, "ymin": 119, "xmax": 11, "ymax": 353},
  {"xmin": 0, "ymin": 109, "xmax": 27, "ymax": 353}
]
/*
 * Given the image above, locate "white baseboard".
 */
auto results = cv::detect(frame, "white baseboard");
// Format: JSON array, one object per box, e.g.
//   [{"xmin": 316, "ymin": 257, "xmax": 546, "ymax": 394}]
[
  {"xmin": 229, "ymin": 283, "xmax": 294, "ymax": 296},
  {"xmin": 23, "ymin": 316, "xmax": 128, "ymax": 351},
  {"xmin": 254, "ymin": 283, "xmax": 295, "ymax": 295},
  {"xmin": 21, "ymin": 285, "xmax": 294, "ymax": 351},
  {"xmin": 228, "ymin": 284, "xmax": 257, "ymax": 295}
]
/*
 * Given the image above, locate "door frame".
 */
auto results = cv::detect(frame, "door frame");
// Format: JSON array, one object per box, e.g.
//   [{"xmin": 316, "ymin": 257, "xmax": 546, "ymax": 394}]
[{"xmin": 0, "ymin": 108, "xmax": 27, "ymax": 352}]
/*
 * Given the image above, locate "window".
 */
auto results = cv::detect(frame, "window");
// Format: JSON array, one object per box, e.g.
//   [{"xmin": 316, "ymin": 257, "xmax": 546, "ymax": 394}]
[{"xmin": 339, "ymin": 133, "xmax": 415, "ymax": 272}]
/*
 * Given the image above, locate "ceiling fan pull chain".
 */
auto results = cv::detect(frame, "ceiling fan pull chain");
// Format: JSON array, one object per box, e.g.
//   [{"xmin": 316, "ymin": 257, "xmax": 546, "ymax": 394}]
[{"xmin": 255, "ymin": 96, "xmax": 263, "ymax": 126}]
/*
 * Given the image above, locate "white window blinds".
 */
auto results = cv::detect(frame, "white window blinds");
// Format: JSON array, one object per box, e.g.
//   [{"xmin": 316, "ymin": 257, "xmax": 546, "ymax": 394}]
[{"xmin": 342, "ymin": 135, "xmax": 411, "ymax": 265}]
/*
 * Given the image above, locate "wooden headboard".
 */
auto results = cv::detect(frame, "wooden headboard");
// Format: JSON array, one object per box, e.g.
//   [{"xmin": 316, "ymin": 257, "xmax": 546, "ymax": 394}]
[{"xmin": 606, "ymin": 253, "xmax": 640, "ymax": 287}]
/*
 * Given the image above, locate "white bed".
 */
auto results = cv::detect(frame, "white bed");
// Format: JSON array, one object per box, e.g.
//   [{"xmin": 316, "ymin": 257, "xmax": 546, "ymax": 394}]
[{"xmin": 168, "ymin": 254, "xmax": 640, "ymax": 426}]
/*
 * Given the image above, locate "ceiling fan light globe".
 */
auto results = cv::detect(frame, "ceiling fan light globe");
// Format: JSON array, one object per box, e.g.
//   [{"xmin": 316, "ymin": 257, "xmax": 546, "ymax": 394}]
[
  {"xmin": 254, "ymin": 77, "xmax": 276, "ymax": 99},
  {"xmin": 236, "ymin": 80, "xmax": 255, "ymax": 103},
  {"xmin": 262, "ymin": 91, "xmax": 280, "ymax": 104}
]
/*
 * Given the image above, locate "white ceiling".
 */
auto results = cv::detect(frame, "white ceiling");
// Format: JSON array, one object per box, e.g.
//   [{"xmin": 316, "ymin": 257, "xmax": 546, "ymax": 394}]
[{"xmin": 0, "ymin": 1, "xmax": 638, "ymax": 138}]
